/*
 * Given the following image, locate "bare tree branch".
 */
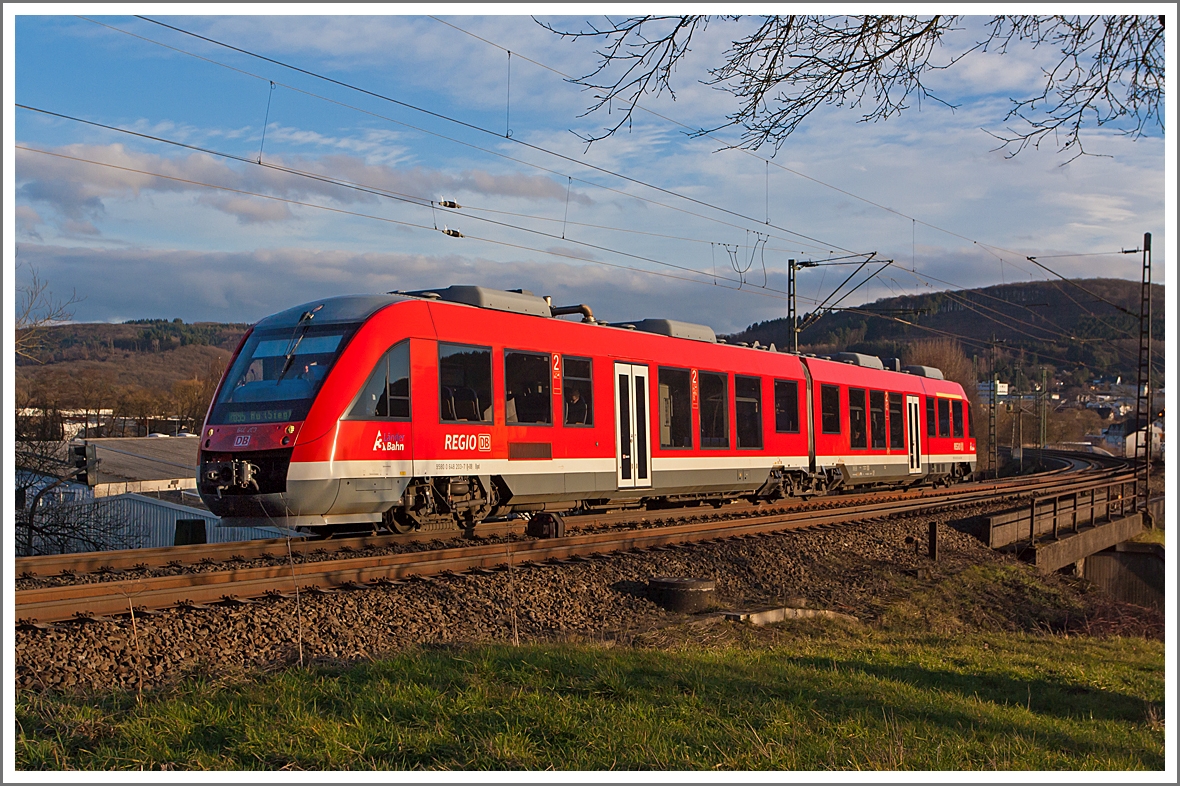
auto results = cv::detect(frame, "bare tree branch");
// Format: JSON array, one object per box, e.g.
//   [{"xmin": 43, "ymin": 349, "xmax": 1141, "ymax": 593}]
[
  {"xmin": 539, "ymin": 15, "xmax": 710, "ymax": 146},
  {"xmin": 544, "ymin": 15, "xmax": 1164, "ymax": 158},
  {"xmin": 15, "ymin": 263, "xmax": 80, "ymax": 363},
  {"xmin": 982, "ymin": 15, "xmax": 1165, "ymax": 162}
]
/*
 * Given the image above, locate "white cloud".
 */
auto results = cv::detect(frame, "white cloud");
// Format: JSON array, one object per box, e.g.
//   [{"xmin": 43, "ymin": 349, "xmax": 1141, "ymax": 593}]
[
  {"xmin": 15, "ymin": 205, "xmax": 45, "ymax": 239},
  {"xmin": 15, "ymin": 142, "xmax": 584, "ymax": 235}
]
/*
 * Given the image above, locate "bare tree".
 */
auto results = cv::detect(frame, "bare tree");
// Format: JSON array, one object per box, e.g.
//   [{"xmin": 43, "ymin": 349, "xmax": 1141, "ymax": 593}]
[
  {"xmin": 15, "ymin": 262, "xmax": 80, "ymax": 363},
  {"xmin": 14, "ymin": 410, "xmax": 143, "ymax": 556},
  {"xmin": 542, "ymin": 15, "xmax": 1164, "ymax": 160},
  {"xmin": 171, "ymin": 358, "xmax": 225, "ymax": 433},
  {"xmin": 902, "ymin": 337, "xmax": 984, "ymax": 457}
]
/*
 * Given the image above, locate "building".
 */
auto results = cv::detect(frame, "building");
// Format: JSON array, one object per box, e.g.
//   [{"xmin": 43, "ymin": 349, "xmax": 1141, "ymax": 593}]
[
  {"xmin": 977, "ymin": 381, "xmax": 1009, "ymax": 398},
  {"xmin": 1100, "ymin": 420, "xmax": 1164, "ymax": 458},
  {"xmin": 16, "ymin": 436, "xmax": 297, "ymax": 556}
]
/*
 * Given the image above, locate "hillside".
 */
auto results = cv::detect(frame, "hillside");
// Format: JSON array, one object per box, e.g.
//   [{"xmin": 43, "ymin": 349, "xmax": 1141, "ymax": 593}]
[
  {"xmin": 16, "ymin": 320, "xmax": 248, "ymax": 428},
  {"xmin": 726, "ymin": 278, "xmax": 1164, "ymax": 385},
  {"xmin": 14, "ymin": 279, "xmax": 1164, "ymax": 423},
  {"xmin": 16, "ymin": 319, "xmax": 247, "ymax": 367}
]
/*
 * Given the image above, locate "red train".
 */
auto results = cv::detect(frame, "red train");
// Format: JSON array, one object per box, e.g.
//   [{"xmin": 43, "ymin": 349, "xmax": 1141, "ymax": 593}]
[{"xmin": 198, "ymin": 286, "xmax": 977, "ymax": 532}]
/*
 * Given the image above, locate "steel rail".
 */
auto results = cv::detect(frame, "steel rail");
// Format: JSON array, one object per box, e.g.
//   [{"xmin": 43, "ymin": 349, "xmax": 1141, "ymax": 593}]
[
  {"xmin": 15, "ymin": 470, "xmax": 1136, "ymax": 624},
  {"xmin": 16, "ymin": 458, "xmax": 1123, "ymax": 578}
]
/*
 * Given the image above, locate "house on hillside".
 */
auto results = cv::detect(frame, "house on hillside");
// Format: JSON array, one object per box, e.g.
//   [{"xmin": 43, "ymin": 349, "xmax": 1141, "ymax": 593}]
[{"xmin": 1101, "ymin": 420, "xmax": 1164, "ymax": 458}]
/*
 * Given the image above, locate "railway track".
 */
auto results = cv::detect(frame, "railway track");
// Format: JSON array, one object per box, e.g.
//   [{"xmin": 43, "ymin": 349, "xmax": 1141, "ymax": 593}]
[
  {"xmin": 16, "ymin": 454, "xmax": 1136, "ymax": 626},
  {"xmin": 15, "ymin": 448, "xmax": 1122, "ymax": 579}
]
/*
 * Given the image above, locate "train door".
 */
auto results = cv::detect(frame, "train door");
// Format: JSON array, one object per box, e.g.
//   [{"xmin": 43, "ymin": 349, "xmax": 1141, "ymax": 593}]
[
  {"xmin": 906, "ymin": 394, "xmax": 922, "ymax": 473},
  {"xmin": 614, "ymin": 363, "xmax": 651, "ymax": 489}
]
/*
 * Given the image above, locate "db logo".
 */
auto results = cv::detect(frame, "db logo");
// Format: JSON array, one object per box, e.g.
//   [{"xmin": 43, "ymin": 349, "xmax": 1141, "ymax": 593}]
[
  {"xmin": 234, "ymin": 435, "xmax": 251, "ymax": 447},
  {"xmin": 445, "ymin": 433, "xmax": 492, "ymax": 452}
]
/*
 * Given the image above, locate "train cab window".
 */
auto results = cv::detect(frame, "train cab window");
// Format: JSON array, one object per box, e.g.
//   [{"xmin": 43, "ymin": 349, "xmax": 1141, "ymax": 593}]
[
  {"xmin": 869, "ymin": 390, "xmax": 886, "ymax": 449},
  {"xmin": 774, "ymin": 379, "xmax": 800, "ymax": 433},
  {"xmin": 926, "ymin": 397, "xmax": 936, "ymax": 438},
  {"xmin": 849, "ymin": 388, "xmax": 867, "ymax": 449},
  {"xmin": 937, "ymin": 398, "xmax": 951, "ymax": 438},
  {"xmin": 735, "ymin": 376, "xmax": 763, "ymax": 449},
  {"xmin": 658, "ymin": 367, "xmax": 693, "ymax": 448},
  {"xmin": 952, "ymin": 399, "xmax": 964, "ymax": 438},
  {"xmin": 699, "ymin": 371, "xmax": 729, "ymax": 449},
  {"xmin": 505, "ymin": 350, "xmax": 551, "ymax": 424},
  {"xmin": 888, "ymin": 392, "xmax": 904, "ymax": 449},
  {"xmin": 439, "ymin": 343, "xmax": 492, "ymax": 423},
  {"xmin": 821, "ymin": 384, "xmax": 841, "ymax": 434},
  {"xmin": 562, "ymin": 356, "xmax": 593, "ymax": 426},
  {"xmin": 967, "ymin": 404, "xmax": 975, "ymax": 438},
  {"xmin": 347, "ymin": 341, "xmax": 410, "ymax": 420}
]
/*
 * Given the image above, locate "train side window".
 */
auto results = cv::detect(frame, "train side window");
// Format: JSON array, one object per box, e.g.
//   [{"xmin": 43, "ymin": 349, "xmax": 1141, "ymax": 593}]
[
  {"xmin": 735, "ymin": 375, "xmax": 763, "ymax": 449},
  {"xmin": 869, "ymin": 390, "xmax": 886, "ymax": 449},
  {"xmin": 774, "ymin": 379, "xmax": 799, "ymax": 433},
  {"xmin": 888, "ymin": 392, "xmax": 904, "ymax": 449},
  {"xmin": 699, "ymin": 371, "xmax": 729, "ymax": 449},
  {"xmin": 967, "ymin": 403, "xmax": 975, "ymax": 438},
  {"xmin": 821, "ymin": 384, "xmax": 841, "ymax": 434},
  {"xmin": 346, "ymin": 341, "xmax": 410, "ymax": 420},
  {"xmin": 505, "ymin": 350, "xmax": 551, "ymax": 425},
  {"xmin": 952, "ymin": 399, "xmax": 964, "ymax": 438},
  {"xmin": 562, "ymin": 356, "xmax": 593, "ymax": 426},
  {"xmin": 937, "ymin": 398, "xmax": 951, "ymax": 438},
  {"xmin": 658, "ymin": 367, "xmax": 693, "ymax": 448},
  {"xmin": 849, "ymin": 388, "xmax": 867, "ymax": 449},
  {"xmin": 926, "ymin": 396, "xmax": 936, "ymax": 438},
  {"xmin": 439, "ymin": 343, "xmax": 492, "ymax": 423}
]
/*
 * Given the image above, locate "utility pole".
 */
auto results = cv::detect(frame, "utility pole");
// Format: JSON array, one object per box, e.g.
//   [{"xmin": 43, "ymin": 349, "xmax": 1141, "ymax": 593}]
[
  {"xmin": 989, "ymin": 335, "xmax": 999, "ymax": 477},
  {"xmin": 1133, "ymin": 232, "xmax": 1153, "ymax": 520},
  {"xmin": 1039, "ymin": 367, "xmax": 1048, "ymax": 444},
  {"xmin": 787, "ymin": 259, "xmax": 797, "ymax": 352},
  {"xmin": 787, "ymin": 258, "xmax": 820, "ymax": 353},
  {"xmin": 1017, "ymin": 367, "xmax": 1024, "ymax": 473}
]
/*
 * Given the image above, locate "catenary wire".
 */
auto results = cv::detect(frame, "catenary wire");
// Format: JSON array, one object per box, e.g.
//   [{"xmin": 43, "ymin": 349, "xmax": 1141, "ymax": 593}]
[
  {"xmin": 16, "ymin": 103, "xmax": 802, "ymax": 296},
  {"xmin": 429, "ymin": 16, "xmax": 1144, "ymax": 296},
  {"xmin": 133, "ymin": 15, "xmax": 867, "ymax": 258},
  {"xmin": 76, "ymin": 15, "xmax": 847, "ymax": 259},
  {"xmin": 93, "ymin": 15, "xmax": 1143, "ymax": 319},
  {"xmin": 15, "ymin": 144, "xmax": 812, "ymax": 304},
  {"xmin": 60, "ymin": 17, "xmax": 1152, "ymax": 352}
]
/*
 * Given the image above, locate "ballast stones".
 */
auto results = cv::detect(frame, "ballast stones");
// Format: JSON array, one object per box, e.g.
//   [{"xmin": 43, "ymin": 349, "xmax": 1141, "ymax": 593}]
[{"xmin": 647, "ymin": 576, "xmax": 716, "ymax": 612}]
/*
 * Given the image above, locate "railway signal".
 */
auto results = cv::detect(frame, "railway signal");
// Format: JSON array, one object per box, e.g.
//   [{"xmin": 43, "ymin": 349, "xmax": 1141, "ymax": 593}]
[{"xmin": 72, "ymin": 443, "xmax": 98, "ymax": 486}]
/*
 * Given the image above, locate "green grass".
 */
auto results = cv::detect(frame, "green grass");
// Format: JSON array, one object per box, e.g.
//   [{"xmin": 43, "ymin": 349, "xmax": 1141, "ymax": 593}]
[
  {"xmin": 1130, "ymin": 527, "xmax": 1165, "ymax": 547},
  {"xmin": 16, "ymin": 628, "xmax": 1163, "ymax": 771}
]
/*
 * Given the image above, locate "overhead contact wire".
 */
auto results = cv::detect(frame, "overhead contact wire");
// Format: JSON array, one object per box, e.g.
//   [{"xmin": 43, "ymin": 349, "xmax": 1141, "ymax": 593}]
[
  {"xmin": 133, "ymin": 15, "xmax": 866, "ymax": 257},
  {"xmin": 16, "ymin": 145, "xmax": 809, "ymax": 303},
  {"xmin": 16, "ymin": 104, "xmax": 792, "ymax": 294},
  {"xmin": 432, "ymin": 16, "xmax": 1143, "ymax": 294},
  {"xmin": 77, "ymin": 15, "xmax": 844, "ymax": 258}
]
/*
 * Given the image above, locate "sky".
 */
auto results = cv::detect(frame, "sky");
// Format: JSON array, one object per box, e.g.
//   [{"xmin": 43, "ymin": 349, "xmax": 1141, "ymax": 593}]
[{"xmin": 6, "ymin": 8, "xmax": 1173, "ymax": 335}]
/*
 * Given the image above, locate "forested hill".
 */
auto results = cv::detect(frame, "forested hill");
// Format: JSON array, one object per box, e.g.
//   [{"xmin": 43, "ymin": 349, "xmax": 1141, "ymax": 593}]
[
  {"xmin": 16, "ymin": 319, "xmax": 248, "ymax": 366},
  {"xmin": 726, "ymin": 278, "xmax": 1164, "ymax": 382},
  {"xmin": 15, "ymin": 320, "xmax": 249, "ymax": 418}
]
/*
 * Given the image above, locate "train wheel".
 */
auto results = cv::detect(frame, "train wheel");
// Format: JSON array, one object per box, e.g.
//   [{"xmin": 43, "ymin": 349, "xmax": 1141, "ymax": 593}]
[{"xmin": 385, "ymin": 508, "xmax": 419, "ymax": 535}]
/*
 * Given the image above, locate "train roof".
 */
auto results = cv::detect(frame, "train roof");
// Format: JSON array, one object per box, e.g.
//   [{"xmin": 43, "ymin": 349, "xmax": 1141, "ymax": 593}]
[
  {"xmin": 255, "ymin": 293, "xmax": 409, "ymax": 330},
  {"xmin": 256, "ymin": 286, "xmax": 949, "ymax": 383}
]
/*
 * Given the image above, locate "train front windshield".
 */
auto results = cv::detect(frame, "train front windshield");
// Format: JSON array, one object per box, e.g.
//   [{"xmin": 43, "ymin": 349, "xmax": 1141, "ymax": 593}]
[{"xmin": 209, "ymin": 323, "xmax": 358, "ymax": 425}]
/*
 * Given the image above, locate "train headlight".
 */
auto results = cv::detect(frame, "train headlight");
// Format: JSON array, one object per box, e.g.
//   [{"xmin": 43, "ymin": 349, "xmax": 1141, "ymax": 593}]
[{"xmin": 285, "ymin": 425, "xmax": 296, "ymax": 434}]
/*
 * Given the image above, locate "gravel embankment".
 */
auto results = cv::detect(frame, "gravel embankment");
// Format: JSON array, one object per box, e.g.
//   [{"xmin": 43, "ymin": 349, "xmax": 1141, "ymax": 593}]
[{"xmin": 15, "ymin": 501, "xmax": 1154, "ymax": 693}]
